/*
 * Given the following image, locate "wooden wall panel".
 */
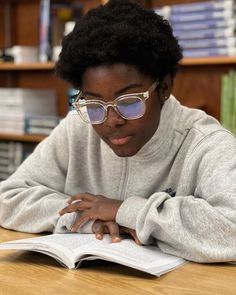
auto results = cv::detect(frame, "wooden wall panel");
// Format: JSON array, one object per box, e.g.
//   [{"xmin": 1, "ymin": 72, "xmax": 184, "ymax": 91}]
[
  {"xmin": 79, "ymin": 0, "xmax": 102, "ymax": 13},
  {"xmin": 0, "ymin": 5, "xmax": 5, "ymax": 48},
  {"xmin": 11, "ymin": 0, "xmax": 40, "ymax": 46},
  {"xmin": 173, "ymin": 64, "xmax": 236, "ymax": 120}
]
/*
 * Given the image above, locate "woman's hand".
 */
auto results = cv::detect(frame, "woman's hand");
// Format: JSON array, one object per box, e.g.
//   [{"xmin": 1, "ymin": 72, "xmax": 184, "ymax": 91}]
[
  {"xmin": 92, "ymin": 220, "xmax": 142, "ymax": 245},
  {"xmin": 92, "ymin": 220, "xmax": 121, "ymax": 243},
  {"xmin": 59, "ymin": 192, "xmax": 122, "ymax": 232}
]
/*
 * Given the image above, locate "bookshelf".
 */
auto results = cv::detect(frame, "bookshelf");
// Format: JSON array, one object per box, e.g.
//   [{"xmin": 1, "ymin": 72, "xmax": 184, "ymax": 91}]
[
  {"xmin": 0, "ymin": 0, "xmax": 235, "ymax": 143},
  {"xmin": 0, "ymin": 133, "xmax": 46, "ymax": 143},
  {"xmin": 0, "ymin": 62, "xmax": 55, "ymax": 71}
]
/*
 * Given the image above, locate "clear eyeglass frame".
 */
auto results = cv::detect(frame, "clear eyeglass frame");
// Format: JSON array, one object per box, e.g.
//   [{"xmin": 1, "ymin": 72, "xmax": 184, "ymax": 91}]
[{"xmin": 72, "ymin": 79, "xmax": 159, "ymax": 124}]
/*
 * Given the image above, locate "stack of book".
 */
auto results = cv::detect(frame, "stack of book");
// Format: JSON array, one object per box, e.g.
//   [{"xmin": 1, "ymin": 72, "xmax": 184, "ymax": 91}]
[
  {"xmin": 25, "ymin": 115, "xmax": 60, "ymax": 135},
  {"xmin": 0, "ymin": 141, "xmax": 35, "ymax": 181},
  {"xmin": 221, "ymin": 69, "xmax": 236, "ymax": 133},
  {"xmin": 5, "ymin": 46, "xmax": 38, "ymax": 63},
  {"xmin": 0, "ymin": 88, "xmax": 59, "ymax": 135},
  {"xmin": 155, "ymin": 0, "xmax": 236, "ymax": 57}
]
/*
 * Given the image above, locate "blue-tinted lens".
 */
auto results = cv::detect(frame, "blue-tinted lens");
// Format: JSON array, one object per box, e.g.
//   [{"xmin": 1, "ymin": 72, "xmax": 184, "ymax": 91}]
[
  {"xmin": 117, "ymin": 97, "xmax": 145, "ymax": 118},
  {"xmin": 86, "ymin": 104, "xmax": 105, "ymax": 122}
]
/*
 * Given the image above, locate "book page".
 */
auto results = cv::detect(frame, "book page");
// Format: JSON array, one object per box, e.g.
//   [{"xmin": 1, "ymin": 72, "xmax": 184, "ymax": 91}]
[
  {"xmin": 0, "ymin": 233, "xmax": 112, "ymax": 268},
  {"xmin": 76, "ymin": 238, "xmax": 186, "ymax": 276}
]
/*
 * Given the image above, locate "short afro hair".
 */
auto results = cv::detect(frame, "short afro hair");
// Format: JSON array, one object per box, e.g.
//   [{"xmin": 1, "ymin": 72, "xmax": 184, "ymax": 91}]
[{"xmin": 56, "ymin": 0, "xmax": 183, "ymax": 88}]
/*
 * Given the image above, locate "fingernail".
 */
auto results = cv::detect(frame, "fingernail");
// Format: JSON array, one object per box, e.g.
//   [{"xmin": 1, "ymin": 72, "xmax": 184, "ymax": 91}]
[
  {"xmin": 96, "ymin": 234, "xmax": 102, "ymax": 239},
  {"xmin": 112, "ymin": 237, "xmax": 121, "ymax": 243}
]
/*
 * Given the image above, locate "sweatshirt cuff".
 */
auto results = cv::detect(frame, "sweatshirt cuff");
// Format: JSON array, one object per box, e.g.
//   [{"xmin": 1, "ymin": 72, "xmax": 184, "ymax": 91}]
[
  {"xmin": 54, "ymin": 212, "xmax": 94, "ymax": 234},
  {"xmin": 116, "ymin": 196, "xmax": 147, "ymax": 230}
]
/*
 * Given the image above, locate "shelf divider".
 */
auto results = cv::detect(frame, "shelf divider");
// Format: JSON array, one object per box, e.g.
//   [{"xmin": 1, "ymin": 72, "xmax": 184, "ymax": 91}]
[
  {"xmin": 1, "ymin": 57, "xmax": 236, "ymax": 71},
  {"xmin": 0, "ymin": 133, "xmax": 47, "ymax": 143}
]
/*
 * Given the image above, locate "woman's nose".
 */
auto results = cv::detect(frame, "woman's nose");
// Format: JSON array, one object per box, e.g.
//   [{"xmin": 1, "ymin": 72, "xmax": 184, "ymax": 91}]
[{"xmin": 104, "ymin": 106, "xmax": 126, "ymax": 127}]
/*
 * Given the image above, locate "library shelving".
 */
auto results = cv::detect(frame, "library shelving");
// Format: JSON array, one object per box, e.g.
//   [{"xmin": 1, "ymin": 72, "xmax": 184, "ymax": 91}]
[{"xmin": 0, "ymin": 133, "xmax": 46, "ymax": 143}]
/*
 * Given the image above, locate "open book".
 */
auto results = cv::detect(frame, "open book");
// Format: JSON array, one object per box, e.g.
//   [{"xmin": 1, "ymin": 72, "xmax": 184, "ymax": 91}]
[{"xmin": 0, "ymin": 233, "xmax": 186, "ymax": 276}]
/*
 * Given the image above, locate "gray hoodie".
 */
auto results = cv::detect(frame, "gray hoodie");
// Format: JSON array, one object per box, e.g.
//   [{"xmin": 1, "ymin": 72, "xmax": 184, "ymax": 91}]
[{"xmin": 0, "ymin": 96, "xmax": 235, "ymax": 262}]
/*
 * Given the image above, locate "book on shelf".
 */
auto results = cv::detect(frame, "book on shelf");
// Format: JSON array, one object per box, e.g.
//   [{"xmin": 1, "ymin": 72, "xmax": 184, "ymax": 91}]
[
  {"xmin": 25, "ymin": 115, "xmax": 60, "ymax": 128},
  {"xmin": 0, "ymin": 163, "xmax": 16, "ymax": 175},
  {"xmin": 170, "ymin": 9, "xmax": 234, "ymax": 24},
  {"xmin": 25, "ymin": 126, "xmax": 56, "ymax": 135},
  {"xmin": 0, "ymin": 233, "xmax": 186, "ymax": 276},
  {"xmin": 173, "ymin": 18, "xmax": 235, "ymax": 32},
  {"xmin": 0, "ymin": 120, "xmax": 25, "ymax": 135},
  {"xmin": 0, "ymin": 88, "xmax": 58, "ymax": 135},
  {"xmin": 174, "ymin": 27, "xmax": 235, "ymax": 40},
  {"xmin": 233, "ymin": 71, "xmax": 236, "ymax": 133},
  {"xmin": 5, "ymin": 46, "xmax": 38, "ymax": 64},
  {"xmin": 39, "ymin": 0, "xmax": 51, "ymax": 62},
  {"xmin": 221, "ymin": 73, "xmax": 230, "ymax": 131},
  {"xmin": 39, "ymin": 0, "xmax": 82, "ymax": 62},
  {"xmin": 0, "ymin": 88, "xmax": 57, "ymax": 115},
  {"xmin": 183, "ymin": 46, "xmax": 236, "ymax": 57},
  {"xmin": 25, "ymin": 115, "xmax": 60, "ymax": 135},
  {"xmin": 155, "ymin": 1, "xmax": 234, "ymax": 22},
  {"xmin": 0, "ymin": 141, "xmax": 36, "ymax": 180},
  {"xmin": 154, "ymin": 0, "xmax": 236, "ymax": 58},
  {"xmin": 0, "ymin": 141, "xmax": 22, "ymax": 165},
  {"xmin": 179, "ymin": 36, "xmax": 236, "ymax": 49},
  {"xmin": 169, "ymin": 0, "xmax": 234, "ymax": 15},
  {"xmin": 220, "ymin": 69, "xmax": 236, "ymax": 134}
]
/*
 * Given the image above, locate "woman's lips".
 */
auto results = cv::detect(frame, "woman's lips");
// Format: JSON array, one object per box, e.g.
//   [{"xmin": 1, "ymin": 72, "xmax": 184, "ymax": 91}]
[{"xmin": 109, "ymin": 136, "xmax": 132, "ymax": 145}]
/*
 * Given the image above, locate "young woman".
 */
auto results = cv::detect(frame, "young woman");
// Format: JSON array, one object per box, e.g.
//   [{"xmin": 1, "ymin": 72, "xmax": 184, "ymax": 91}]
[{"xmin": 0, "ymin": 0, "xmax": 235, "ymax": 263}]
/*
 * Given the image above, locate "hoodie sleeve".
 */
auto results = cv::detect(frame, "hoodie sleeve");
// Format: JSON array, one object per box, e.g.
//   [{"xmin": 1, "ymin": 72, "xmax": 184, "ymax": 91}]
[
  {"xmin": 0, "ymin": 116, "xmax": 72, "ymax": 233},
  {"xmin": 116, "ymin": 131, "xmax": 236, "ymax": 263}
]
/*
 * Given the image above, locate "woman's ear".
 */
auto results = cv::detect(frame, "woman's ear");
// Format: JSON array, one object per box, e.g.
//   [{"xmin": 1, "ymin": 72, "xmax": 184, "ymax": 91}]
[{"xmin": 158, "ymin": 74, "xmax": 173, "ymax": 103}]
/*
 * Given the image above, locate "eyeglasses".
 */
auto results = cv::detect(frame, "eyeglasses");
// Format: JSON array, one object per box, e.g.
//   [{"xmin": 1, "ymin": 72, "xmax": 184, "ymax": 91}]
[{"xmin": 72, "ymin": 80, "xmax": 159, "ymax": 125}]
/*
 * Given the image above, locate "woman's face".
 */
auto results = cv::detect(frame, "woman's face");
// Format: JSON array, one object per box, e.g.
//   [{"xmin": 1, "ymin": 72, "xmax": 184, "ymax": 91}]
[{"xmin": 81, "ymin": 64, "xmax": 165, "ymax": 157}]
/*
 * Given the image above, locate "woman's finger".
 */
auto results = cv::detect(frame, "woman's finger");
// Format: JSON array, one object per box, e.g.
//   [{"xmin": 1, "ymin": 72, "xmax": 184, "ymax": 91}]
[
  {"xmin": 105, "ymin": 222, "xmax": 121, "ymax": 243},
  {"xmin": 59, "ymin": 201, "xmax": 92, "ymax": 215},
  {"xmin": 92, "ymin": 220, "xmax": 104, "ymax": 240},
  {"xmin": 71, "ymin": 212, "xmax": 95, "ymax": 232},
  {"xmin": 129, "ymin": 230, "xmax": 142, "ymax": 245},
  {"xmin": 121, "ymin": 227, "xmax": 142, "ymax": 245},
  {"xmin": 68, "ymin": 192, "xmax": 101, "ymax": 204}
]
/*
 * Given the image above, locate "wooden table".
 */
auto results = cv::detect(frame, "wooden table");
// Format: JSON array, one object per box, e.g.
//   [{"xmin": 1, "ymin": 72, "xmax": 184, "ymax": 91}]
[{"xmin": 0, "ymin": 227, "xmax": 235, "ymax": 295}]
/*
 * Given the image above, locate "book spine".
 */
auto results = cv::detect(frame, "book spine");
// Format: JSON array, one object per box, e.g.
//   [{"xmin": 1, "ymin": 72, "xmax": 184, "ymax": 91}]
[
  {"xmin": 0, "ymin": 141, "xmax": 25, "ymax": 180},
  {"xmin": 221, "ymin": 74, "xmax": 230, "ymax": 131},
  {"xmin": 228, "ymin": 70, "xmax": 234, "ymax": 132},
  {"xmin": 233, "ymin": 71, "xmax": 236, "ymax": 134},
  {"xmin": 173, "ymin": 18, "xmax": 235, "ymax": 31},
  {"xmin": 170, "ymin": 9, "xmax": 233, "ymax": 23},
  {"xmin": 0, "ymin": 157, "xmax": 14, "ymax": 166},
  {"xmin": 179, "ymin": 37, "xmax": 236, "ymax": 49},
  {"xmin": 183, "ymin": 46, "xmax": 236, "ymax": 57},
  {"xmin": 175, "ymin": 27, "xmax": 234, "ymax": 40},
  {"xmin": 171, "ymin": 0, "xmax": 234, "ymax": 14},
  {"xmin": 25, "ymin": 117, "xmax": 59, "ymax": 128},
  {"xmin": 39, "ymin": 0, "xmax": 51, "ymax": 62},
  {"xmin": 25, "ymin": 126, "xmax": 54, "ymax": 135}
]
